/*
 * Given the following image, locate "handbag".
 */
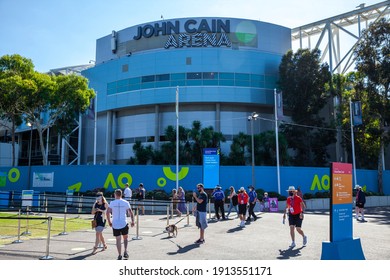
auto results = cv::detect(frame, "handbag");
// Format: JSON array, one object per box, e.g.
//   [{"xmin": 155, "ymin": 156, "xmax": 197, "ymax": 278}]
[{"xmin": 91, "ymin": 219, "xmax": 97, "ymax": 229}]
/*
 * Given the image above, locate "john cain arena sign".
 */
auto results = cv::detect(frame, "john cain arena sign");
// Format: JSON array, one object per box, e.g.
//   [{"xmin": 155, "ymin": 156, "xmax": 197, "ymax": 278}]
[{"xmin": 133, "ymin": 19, "xmax": 232, "ymax": 49}]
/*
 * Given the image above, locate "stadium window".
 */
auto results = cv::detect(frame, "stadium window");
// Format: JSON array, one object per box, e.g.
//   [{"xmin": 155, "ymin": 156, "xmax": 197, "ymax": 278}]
[
  {"xmin": 142, "ymin": 75, "xmax": 155, "ymax": 83},
  {"xmin": 187, "ymin": 72, "xmax": 202, "ymax": 79}
]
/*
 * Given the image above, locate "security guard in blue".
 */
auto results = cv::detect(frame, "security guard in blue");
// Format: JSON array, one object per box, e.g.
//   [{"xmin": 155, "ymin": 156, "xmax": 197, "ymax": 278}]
[
  {"xmin": 247, "ymin": 185, "xmax": 258, "ymax": 221},
  {"xmin": 212, "ymin": 185, "xmax": 226, "ymax": 220}
]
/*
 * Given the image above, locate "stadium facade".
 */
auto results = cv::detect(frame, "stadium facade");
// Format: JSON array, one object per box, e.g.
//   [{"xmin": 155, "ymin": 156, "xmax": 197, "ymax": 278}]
[{"xmin": 81, "ymin": 17, "xmax": 291, "ymax": 164}]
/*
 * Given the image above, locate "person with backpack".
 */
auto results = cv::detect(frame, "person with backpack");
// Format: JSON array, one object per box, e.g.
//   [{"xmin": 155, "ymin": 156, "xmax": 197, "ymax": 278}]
[
  {"xmin": 226, "ymin": 186, "xmax": 239, "ymax": 219},
  {"xmin": 212, "ymin": 185, "xmax": 226, "ymax": 220}
]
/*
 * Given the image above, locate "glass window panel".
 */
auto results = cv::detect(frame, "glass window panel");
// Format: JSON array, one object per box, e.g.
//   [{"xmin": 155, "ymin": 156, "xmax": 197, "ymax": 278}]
[
  {"xmin": 171, "ymin": 73, "xmax": 186, "ymax": 80},
  {"xmin": 235, "ymin": 80, "xmax": 250, "ymax": 87},
  {"xmin": 107, "ymin": 82, "xmax": 117, "ymax": 89},
  {"xmin": 117, "ymin": 79, "xmax": 129, "ymax": 87},
  {"xmin": 219, "ymin": 79, "xmax": 234, "ymax": 86},
  {"xmin": 203, "ymin": 72, "xmax": 218, "ymax": 79},
  {"xmin": 203, "ymin": 80, "xmax": 219, "ymax": 85},
  {"xmin": 235, "ymin": 73, "xmax": 250, "ymax": 80},
  {"xmin": 155, "ymin": 81, "xmax": 170, "ymax": 88},
  {"xmin": 219, "ymin": 72, "xmax": 234, "ymax": 79},
  {"xmin": 187, "ymin": 72, "xmax": 202, "ymax": 79},
  {"xmin": 170, "ymin": 80, "xmax": 186, "ymax": 87},
  {"xmin": 142, "ymin": 75, "xmax": 155, "ymax": 83},
  {"xmin": 156, "ymin": 74, "xmax": 170, "ymax": 81},
  {"xmin": 130, "ymin": 77, "xmax": 141, "ymax": 84},
  {"xmin": 186, "ymin": 80, "xmax": 202, "ymax": 86}
]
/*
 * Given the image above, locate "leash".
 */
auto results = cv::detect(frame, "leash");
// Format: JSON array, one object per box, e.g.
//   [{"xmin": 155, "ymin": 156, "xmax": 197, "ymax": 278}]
[{"xmin": 173, "ymin": 213, "xmax": 191, "ymax": 225}]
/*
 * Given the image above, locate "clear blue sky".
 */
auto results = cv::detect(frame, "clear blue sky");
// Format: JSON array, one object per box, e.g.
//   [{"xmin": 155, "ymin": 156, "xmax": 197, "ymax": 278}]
[{"xmin": 0, "ymin": 0, "xmax": 381, "ymax": 72}]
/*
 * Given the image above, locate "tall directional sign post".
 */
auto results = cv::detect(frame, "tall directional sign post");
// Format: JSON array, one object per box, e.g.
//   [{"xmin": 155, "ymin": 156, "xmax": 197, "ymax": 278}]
[
  {"xmin": 321, "ymin": 162, "xmax": 365, "ymax": 259},
  {"xmin": 203, "ymin": 148, "xmax": 220, "ymax": 189}
]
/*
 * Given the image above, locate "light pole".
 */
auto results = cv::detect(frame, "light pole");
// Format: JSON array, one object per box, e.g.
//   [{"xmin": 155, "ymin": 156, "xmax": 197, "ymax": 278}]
[
  {"xmin": 26, "ymin": 123, "xmax": 33, "ymax": 190},
  {"xmin": 248, "ymin": 112, "xmax": 259, "ymax": 188}
]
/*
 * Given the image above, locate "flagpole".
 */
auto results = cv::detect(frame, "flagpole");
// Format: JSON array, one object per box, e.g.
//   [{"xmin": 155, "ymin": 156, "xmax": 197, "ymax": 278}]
[
  {"xmin": 274, "ymin": 88, "xmax": 281, "ymax": 194},
  {"xmin": 176, "ymin": 86, "xmax": 179, "ymax": 190},
  {"xmin": 349, "ymin": 99, "xmax": 358, "ymax": 186},
  {"xmin": 93, "ymin": 93, "xmax": 98, "ymax": 165}
]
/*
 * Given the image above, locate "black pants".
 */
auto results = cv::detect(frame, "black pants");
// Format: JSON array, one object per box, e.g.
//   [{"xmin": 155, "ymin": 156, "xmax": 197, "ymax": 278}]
[
  {"xmin": 214, "ymin": 200, "xmax": 225, "ymax": 219},
  {"xmin": 248, "ymin": 202, "xmax": 257, "ymax": 220}
]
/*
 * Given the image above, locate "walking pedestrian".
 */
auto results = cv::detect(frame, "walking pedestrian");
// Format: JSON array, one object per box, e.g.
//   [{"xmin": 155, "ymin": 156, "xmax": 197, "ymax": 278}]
[
  {"xmin": 237, "ymin": 187, "xmax": 249, "ymax": 227},
  {"xmin": 283, "ymin": 186, "xmax": 307, "ymax": 248},
  {"xmin": 193, "ymin": 183, "xmax": 208, "ymax": 244},
  {"xmin": 177, "ymin": 186, "xmax": 187, "ymax": 216},
  {"xmin": 106, "ymin": 189, "xmax": 135, "ymax": 260},
  {"xmin": 355, "ymin": 185, "xmax": 366, "ymax": 222},
  {"xmin": 212, "ymin": 185, "xmax": 226, "ymax": 220},
  {"xmin": 247, "ymin": 185, "xmax": 258, "ymax": 221},
  {"xmin": 91, "ymin": 192, "xmax": 108, "ymax": 254},
  {"xmin": 123, "ymin": 183, "xmax": 132, "ymax": 201},
  {"xmin": 226, "ymin": 186, "xmax": 238, "ymax": 219},
  {"xmin": 136, "ymin": 183, "xmax": 145, "ymax": 215}
]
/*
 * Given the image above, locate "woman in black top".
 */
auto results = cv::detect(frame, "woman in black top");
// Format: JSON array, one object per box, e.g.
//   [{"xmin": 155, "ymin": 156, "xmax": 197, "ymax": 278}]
[{"xmin": 91, "ymin": 192, "xmax": 108, "ymax": 254}]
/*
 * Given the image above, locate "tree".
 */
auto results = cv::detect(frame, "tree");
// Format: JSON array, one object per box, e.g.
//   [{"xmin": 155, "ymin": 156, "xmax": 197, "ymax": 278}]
[
  {"xmin": 23, "ymin": 73, "xmax": 95, "ymax": 165},
  {"xmin": 0, "ymin": 54, "xmax": 35, "ymax": 166},
  {"xmin": 226, "ymin": 132, "xmax": 247, "ymax": 165},
  {"xmin": 353, "ymin": 18, "xmax": 390, "ymax": 193},
  {"xmin": 278, "ymin": 48, "xmax": 335, "ymax": 166}
]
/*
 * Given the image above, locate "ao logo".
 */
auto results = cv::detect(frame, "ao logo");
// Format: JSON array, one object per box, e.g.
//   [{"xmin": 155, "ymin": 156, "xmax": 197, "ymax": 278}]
[
  {"xmin": 157, "ymin": 167, "xmax": 189, "ymax": 187},
  {"xmin": 102, "ymin": 167, "xmax": 190, "ymax": 189}
]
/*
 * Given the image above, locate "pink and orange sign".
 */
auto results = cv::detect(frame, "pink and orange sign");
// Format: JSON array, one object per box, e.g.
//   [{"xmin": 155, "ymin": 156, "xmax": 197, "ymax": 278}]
[{"xmin": 331, "ymin": 162, "xmax": 353, "ymax": 204}]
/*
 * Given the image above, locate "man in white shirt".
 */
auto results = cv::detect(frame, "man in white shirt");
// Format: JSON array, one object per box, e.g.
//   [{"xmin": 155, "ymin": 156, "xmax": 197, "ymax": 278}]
[
  {"xmin": 123, "ymin": 183, "xmax": 132, "ymax": 201},
  {"xmin": 106, "ymin": 189, "xmax": 135, "ymax": 260}
]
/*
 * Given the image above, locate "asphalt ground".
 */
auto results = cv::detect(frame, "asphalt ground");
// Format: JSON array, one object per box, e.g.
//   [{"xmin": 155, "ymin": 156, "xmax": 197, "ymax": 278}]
[{"xmin": 0, "ymin": 207, "xmax": 389, "ymax": 261}]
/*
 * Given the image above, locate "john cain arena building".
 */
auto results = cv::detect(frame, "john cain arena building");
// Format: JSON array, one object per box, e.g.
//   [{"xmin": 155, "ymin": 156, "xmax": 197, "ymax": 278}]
[{"xmin": 82, "ymin": 18, "xmax": 291, "ymax": 164}]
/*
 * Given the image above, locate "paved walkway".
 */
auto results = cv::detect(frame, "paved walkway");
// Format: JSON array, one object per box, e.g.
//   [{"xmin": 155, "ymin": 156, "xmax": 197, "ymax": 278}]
[{"xmin": 0, "ymin": 207, "xmax": 389, "ymax": 260}]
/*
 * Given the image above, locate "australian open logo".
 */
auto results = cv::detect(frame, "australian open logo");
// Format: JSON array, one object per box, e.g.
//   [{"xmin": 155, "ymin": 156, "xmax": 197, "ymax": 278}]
[{"xmin": 133, "ymin": 19, "xmax": 232, "ymax": 49}]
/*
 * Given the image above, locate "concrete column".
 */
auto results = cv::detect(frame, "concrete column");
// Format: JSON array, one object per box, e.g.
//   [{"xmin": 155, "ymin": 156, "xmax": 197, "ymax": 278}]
[
  {"xmin": 215, "ymin": 103, "xmax": 221, "ymax": 132},
  {"xmin": 105, "ymin": 111, "xmax": 112, "ymax": 165},
  {"xmin": 155, "ymin": 105, "xmax": 160, "ymax": 150}
]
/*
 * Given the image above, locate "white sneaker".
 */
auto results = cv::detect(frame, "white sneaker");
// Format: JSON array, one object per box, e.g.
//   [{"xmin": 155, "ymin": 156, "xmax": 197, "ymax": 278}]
[
  {"xmin": 289, "ymin": 242, "xmax": 296, "ymax": 248},
  {"xmin": 303, "ymin": 235, "xmax": 307, "ymax": 246}
]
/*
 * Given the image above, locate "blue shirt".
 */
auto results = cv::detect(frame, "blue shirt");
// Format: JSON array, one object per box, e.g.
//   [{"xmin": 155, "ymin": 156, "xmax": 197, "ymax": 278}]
[
  {"xmin": 212, "ymin": 189, "xmax": 225, "ymax": 201},
  {"xmin": 248, "ymin": 190, "xmax": 257, "ymax": 203}
]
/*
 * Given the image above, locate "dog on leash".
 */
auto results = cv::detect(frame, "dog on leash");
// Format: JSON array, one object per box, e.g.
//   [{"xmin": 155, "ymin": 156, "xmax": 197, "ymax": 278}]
[{"xmin": 165, "ymin": 224, "xmax": 178, "ymax": 238}]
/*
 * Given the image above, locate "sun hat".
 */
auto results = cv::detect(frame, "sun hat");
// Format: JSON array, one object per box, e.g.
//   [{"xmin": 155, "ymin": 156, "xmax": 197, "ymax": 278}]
[
  {"xmin": 355, "ymin": 185, "xmax": 362, "ymax": 189},
  {"xmin": 286, "ymin": 186, "xmax": 297, "ymax": 192},
  {"xmin": 239, "ymin": 187, "xmax": 245, "ymax": 192}
]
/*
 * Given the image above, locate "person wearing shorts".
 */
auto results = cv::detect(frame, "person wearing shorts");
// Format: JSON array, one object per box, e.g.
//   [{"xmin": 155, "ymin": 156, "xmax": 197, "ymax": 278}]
[
  {"xmin": 283, "ymin": 186, "xmax": 307, "ymax": 248},
  {"xmin": 355, "ymin": 185, "xmax": 366, "ymax": 222},
  {"xmin": 193, "ymin": 183, "xmax": 208, "ymax": 244},
  {"xmin": 106, "ymin": 189, "xmax": 135, "ymax": 260},
  {"xmin": 237, "ymin": 187, "xmax": 249, "ymax": 227}
]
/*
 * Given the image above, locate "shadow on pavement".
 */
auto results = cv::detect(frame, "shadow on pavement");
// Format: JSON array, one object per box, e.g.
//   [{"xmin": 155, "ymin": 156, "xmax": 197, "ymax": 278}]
[{"xmin": 277, "ymin": 246, "xmax": 304, "ymax": 259}]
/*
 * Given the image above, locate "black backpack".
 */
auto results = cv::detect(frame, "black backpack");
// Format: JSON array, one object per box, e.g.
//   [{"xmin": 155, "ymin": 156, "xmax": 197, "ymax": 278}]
[{"xmin": 232, "ymin": 194, "xmax": 238, "ymax": 206}]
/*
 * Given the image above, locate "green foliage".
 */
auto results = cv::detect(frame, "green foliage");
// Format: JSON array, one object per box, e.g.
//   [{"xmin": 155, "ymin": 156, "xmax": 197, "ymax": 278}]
[
  {"xmin": 278, "ymin": 48, "xmax": 335, "ymax": 166},
  {"xmin": 353, "ymin": 18, "xmax": 390, "ymax": 194}
]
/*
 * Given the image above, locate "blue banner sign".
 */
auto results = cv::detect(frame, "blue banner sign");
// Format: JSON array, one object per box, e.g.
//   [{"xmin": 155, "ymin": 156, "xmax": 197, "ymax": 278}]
[{"xmin": 202, "ymin": 148, "xmax": 220, "ymax": 189}]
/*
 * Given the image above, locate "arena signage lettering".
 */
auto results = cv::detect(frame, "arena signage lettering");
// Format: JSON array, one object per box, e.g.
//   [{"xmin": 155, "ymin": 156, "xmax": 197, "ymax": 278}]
[{"xmin": 133, "ymin": 19, "xmax": 232, "ymax": 49}]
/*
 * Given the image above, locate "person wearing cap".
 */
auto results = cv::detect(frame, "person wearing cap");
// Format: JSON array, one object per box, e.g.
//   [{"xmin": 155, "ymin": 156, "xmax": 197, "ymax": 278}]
[
  {"xmin": 247, "ymin": 185, "xmax": 258, "ymax": 222},
  {"xmin": 212, "ymin": 185, "xmax": 226, "ymax": 220},
  {"xmin": 354, "ymin": 185, "xmax": 366, "ymax": 222},
  {"xmin": 237, "ymin": 186, "xmax": 249, "ymax": 227},
  {"xmin": 283, "ymin": 186, "xmax": 307, "ymax": 248},
  {"xmin": 123, "ymin": 183, "xmax": 132, "ymax": 201}
]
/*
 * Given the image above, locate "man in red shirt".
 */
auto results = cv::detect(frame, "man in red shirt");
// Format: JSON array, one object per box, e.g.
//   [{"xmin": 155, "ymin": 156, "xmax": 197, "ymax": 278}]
[{"xmin": 283, "ymin": 186, "xmax": 307, "ymax": 248}]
